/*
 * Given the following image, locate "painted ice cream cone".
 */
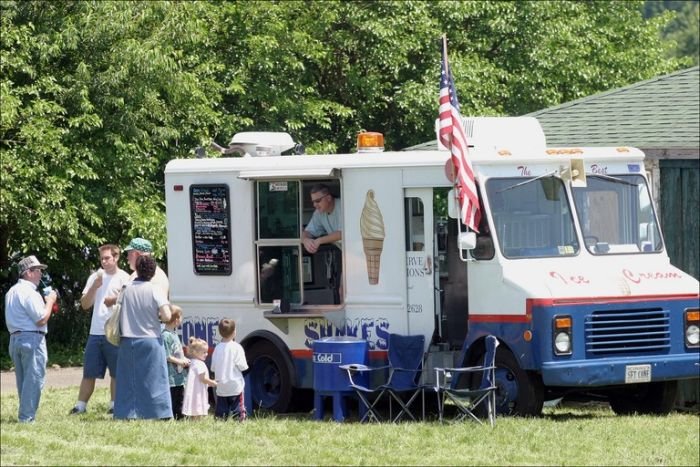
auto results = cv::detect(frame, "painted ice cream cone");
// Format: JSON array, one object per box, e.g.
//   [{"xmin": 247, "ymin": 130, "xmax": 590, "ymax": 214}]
[
  {"xmin": 362, "ymin": 238, "xmax": 384, "ymax": 284},
  {"xmin": 360, "ymin": 190, "xmax": 385, "ymax": 285}
]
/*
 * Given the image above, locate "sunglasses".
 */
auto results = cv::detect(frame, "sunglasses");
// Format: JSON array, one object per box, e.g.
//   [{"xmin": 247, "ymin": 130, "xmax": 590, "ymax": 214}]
[{"xmin": 311, "ymin": 194, "xmax": 329, "ymax": 204}]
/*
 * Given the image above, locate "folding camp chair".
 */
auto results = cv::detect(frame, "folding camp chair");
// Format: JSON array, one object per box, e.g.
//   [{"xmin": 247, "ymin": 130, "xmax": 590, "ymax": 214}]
[
  {"xmin": 434, "ymin": 335, "xmax": 499, "ymax": 427},
  {"xmin": 341, "ymin": 334, "xmax": 426, "ymax": 422},
  {"xmin": 384, "ymin": 333, "xmax": 426, "ymax": 422}
]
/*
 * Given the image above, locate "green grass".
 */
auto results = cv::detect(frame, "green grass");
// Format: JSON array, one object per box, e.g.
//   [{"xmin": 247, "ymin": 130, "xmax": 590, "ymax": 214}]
[{"xmin": 1, "ymin": 388, "xmax": 698, "ymax": 466}]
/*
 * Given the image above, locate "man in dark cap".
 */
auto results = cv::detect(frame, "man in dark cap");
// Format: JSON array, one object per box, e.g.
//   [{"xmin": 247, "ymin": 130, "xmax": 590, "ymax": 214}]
[{"xmin": 123, "ymin": 237, "xmax": 169, "ymax": 297}]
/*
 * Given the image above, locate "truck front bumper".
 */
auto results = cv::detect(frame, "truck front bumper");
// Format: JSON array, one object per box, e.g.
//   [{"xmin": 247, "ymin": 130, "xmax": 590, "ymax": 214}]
[{"xmin": 540, "ymin": 353, "xmax": 700, "ymax": 387}]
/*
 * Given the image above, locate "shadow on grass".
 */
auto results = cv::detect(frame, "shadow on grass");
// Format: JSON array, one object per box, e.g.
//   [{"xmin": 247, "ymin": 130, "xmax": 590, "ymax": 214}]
[
  {"xmin": 263, "ymin": 399, "xmax": 619, "ymax": 423},
  {"xmin": 541, "ymin": 411, "xmax": 612, "ymax": 422},
  {"xmin": 541, "ymin": 400, "xmax": 616, "ymax": 421}
]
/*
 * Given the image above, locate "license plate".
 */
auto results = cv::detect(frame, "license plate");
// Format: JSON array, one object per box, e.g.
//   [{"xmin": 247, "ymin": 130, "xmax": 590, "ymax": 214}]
[{"xmin": 625, "ymin": 364, "xmax": 651, "ymax": 383}]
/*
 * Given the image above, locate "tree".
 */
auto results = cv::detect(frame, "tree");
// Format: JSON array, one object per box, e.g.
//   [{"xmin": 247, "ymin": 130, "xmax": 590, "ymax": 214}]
[
  {"xmin": 0, "ymin": 0, "xmax": 684, "ymax": 350},
  {"xmin": 202, "ymin": 0, "xmax": 683, "ymax": 152},
  {"xmin": 645, "ymin": 0, "xmax": 700, "ymax": 65},
  {"xmin": 0, "ymin": 1, "xmax": 223, "ymax": 347}
]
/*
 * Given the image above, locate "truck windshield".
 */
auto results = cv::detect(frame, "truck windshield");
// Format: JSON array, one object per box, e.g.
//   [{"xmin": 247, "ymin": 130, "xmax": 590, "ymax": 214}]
[
  {"xmin": 572, "ymin": 174, "xmax": 662, "ymax": 254},
  {"xmin": 485, "ymin": 176, "xmax": 579, "ymax": 258}
]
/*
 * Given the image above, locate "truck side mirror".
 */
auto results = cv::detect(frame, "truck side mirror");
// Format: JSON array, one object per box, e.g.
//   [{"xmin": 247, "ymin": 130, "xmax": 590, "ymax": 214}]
[
  {"xmin": 472, "ymin": 235, "xmax": 495, "ymax": 260},
  {"xmin": 458, "ymin": 232, "xmax": 477, "ymax": 250}
]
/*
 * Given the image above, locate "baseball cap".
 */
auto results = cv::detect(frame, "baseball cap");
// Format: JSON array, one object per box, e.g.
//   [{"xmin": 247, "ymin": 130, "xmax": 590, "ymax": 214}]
[
  {"xmin": 123, "ymin": 237, "xmax": 153, "ymax": 253},
  {"xmin": 17, "ymin": 255, "xmax": 48, "ymax": 275}
]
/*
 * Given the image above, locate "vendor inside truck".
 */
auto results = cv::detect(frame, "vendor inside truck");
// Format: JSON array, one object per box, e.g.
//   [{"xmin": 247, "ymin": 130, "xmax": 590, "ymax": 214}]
[{"xmin": 257, "ymin": 180, "xmax": 343, "ymax": 308}]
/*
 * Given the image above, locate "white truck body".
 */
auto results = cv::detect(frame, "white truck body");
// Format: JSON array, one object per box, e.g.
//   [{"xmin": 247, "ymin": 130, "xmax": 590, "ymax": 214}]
[{"xmin": 165, "ymin": 117, "xmax": 699, "ymax": 414}]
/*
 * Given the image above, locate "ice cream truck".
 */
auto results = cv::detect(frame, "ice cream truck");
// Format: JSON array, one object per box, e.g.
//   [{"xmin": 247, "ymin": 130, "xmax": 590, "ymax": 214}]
[{"xmin": 164, "ymin": 117, "xmax": 699, "ymax": 416}]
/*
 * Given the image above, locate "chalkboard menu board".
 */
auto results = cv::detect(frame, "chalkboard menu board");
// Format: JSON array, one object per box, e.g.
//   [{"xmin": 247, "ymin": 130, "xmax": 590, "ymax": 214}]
[{"xmin": 190, "ymin": 184, "xmax": 232, "ymax": 275}]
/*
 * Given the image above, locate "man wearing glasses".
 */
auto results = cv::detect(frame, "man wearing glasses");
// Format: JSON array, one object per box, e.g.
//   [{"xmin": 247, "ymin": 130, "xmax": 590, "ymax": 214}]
[
  {"xmin": 4, "ymin": 255, "xmax": 57, "ymax": 423},
  {"xmin": 302, "ymin": 183, "xmax": 342, "ymax": 254}
]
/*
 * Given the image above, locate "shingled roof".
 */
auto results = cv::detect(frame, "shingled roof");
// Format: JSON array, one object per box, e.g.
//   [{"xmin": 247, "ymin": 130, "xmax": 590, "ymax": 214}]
[{"xmin": 526, "ymin": 66, "xmax": 699, "ymax": 155}]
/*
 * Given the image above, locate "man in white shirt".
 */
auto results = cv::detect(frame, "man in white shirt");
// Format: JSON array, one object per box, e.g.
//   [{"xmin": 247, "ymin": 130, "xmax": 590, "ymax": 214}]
[
  {"xmin": 70, "ymin": 244, "xmax": 129, "ymax": 415},
  {"xmin": 4, "ymin": 255, "xmax": 57, "ymax": 423}
]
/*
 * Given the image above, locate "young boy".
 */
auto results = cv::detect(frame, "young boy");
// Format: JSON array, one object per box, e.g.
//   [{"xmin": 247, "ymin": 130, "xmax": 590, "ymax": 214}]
[
  {"xmin": 162, "ymin": 305, "xmax": 190, "ymax": 420},
  {"xmin": 210, "ymin": 319, "xmax": 249, "ymax": 420}
]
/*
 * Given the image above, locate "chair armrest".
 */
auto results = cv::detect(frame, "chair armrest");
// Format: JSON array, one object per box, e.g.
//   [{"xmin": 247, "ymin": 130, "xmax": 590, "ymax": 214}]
[
  {"xmin": 435, "ymin": 365, "xmax": 497, "ymax": 390},
  {"xmin": 339, "ymin": 363, "xmax": 369, "ymax": 372},
  {"xmin": 438, "ymin": 365, "xmax": 479, "ymax": 372},
  {"xmin": 391, "ymin": 366, "xmax": 422, "ymax": 373},
  {"xmin": 437, "ymin": 365, "xmax": 496, "ymax": 376},
  {"xmin": 340, "ymin": 364, "xmax": 390, "ymax": 389},
  {"xmin": 339, "ymin": 364, "xmax": 389, "ymax": 373}
]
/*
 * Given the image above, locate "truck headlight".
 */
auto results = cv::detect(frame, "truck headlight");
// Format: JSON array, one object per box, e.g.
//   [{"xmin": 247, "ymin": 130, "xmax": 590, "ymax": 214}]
[
  {"xmin": 553, "ymin": 315, "xmax": 573, "ymax": 356},
  {"xmin": 686, "ymin": 325, "xmax": 700, "ymax": 346},
  {"xmin": 685, "ymin": 309, "xmax": 700, "ymax": 348},
  {"xmin": 554, "ymin": 332, "xmax": 571, "ymax": 353}
]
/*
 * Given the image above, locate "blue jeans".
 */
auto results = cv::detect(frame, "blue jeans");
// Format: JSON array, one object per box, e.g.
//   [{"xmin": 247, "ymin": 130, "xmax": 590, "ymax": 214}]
[{"xmin": 9, "ymin": 332, "xmax": 47, "ymax": 422}]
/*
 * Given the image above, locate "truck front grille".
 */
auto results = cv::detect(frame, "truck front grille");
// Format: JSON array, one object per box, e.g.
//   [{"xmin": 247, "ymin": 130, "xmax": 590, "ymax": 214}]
[{"xmin": 585, "ymin": 308, "xmax": 670, "ymax": 356}]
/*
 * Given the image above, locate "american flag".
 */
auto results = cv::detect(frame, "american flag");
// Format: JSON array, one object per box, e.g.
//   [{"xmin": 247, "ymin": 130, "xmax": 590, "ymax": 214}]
[{"xmin": 438, "ymin": 38, "xmax": 481, "ymax": 232}]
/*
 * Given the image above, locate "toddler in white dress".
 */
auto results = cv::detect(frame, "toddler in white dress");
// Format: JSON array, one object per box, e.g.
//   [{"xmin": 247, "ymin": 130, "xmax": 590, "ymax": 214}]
[{"xmin": 182, "ymin": 337, "xmax": 216, "ymax": 418}]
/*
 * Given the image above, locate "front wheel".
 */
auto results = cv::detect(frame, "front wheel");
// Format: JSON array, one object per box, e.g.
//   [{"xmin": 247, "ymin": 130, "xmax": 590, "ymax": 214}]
[
  {"xmin": 246, "ymin": 340, "xmax": 294, "ymax": 413},
  {"xmin": 493, "ymin": 348, "xmax": 544, "ymax": 417},
  {"xmin": 608, "ymin": 381, "xmax": 678, "ymax": 415}
]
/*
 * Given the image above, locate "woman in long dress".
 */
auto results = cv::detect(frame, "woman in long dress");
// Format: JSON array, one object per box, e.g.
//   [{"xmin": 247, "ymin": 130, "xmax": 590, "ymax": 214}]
[{"xmin": 114, "ymin": 255, "xmax": 172, "ymax": 420}]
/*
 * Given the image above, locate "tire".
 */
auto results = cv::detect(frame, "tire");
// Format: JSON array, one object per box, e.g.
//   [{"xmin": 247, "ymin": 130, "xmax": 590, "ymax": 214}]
[
  {"xmin": 290, "ymin": 387, "xmax": 315, "ymax": 413},
  {"xmin": 608, "ymin": 381, "xmax": 678, "ymax": 415},
  {"xmin": 246, "ymin": 340, "xmax": 294, "ymax": 413},
  {"xmin": 493, "ymin": 348, "xmax": 544, "ymax": 417}
]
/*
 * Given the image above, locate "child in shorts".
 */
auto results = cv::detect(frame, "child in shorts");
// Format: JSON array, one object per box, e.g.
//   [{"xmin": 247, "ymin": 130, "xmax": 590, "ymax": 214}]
[
  {"xmin": 182, "ymin": 337, "xmax": 217, "ymax": 419},
  {"xmin": 162, "ymin": 305, "xmax": 190, "ymax": 420},
  {"xmin": 211, "ymin": 319, "xmax": 249, "ymax": 421}
]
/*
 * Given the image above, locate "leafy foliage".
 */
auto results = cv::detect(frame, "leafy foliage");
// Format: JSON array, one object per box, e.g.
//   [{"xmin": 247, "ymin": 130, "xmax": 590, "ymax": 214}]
[
  {"xmin": 0, "ymin": 0, "xmax": 687, "ymax": 347},
  {"xmin": 0, "ymin": 0, "xmax": 222, "ymax": 343},
  {"xmin": 645, "ymin": 0, "xmax": 700, "ymax": 65}
]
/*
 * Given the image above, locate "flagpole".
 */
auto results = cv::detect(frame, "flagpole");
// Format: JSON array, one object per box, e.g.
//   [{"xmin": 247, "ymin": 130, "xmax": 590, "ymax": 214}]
[
  {"xmin": 442, "ymin": 34, "xmax": 449, "ymax": 77},
  {"xmin": 442, "ymin": 34, "xmax": 464, "ymax": 233}
]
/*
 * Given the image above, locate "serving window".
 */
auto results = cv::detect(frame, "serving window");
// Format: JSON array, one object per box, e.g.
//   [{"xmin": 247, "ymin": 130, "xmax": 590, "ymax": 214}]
[{"xmin": 255, "ymin": 179, "xmax": 342, "ymax": 307}]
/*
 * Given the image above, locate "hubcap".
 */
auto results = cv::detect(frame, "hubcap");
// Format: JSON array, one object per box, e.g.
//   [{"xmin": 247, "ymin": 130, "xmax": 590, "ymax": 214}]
[{"xmin": 494, "ymin": 367, "xmax": 518, "ymax": 414}]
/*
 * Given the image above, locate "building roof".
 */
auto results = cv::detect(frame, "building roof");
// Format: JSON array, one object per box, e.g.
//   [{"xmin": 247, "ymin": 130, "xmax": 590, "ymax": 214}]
[{"xmin": 526, "ymin": 66, "xmax": 699, "ymax": 152}]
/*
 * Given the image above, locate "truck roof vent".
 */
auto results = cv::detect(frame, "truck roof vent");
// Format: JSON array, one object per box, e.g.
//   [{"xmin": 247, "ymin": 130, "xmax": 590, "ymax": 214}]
[
  {"xmin": 229, "ymin": 132, "xmax": 296, "ymax": 157},
  {"xmin": 210, "ymin": 132, "xmax": 297, "ymax": 157}
]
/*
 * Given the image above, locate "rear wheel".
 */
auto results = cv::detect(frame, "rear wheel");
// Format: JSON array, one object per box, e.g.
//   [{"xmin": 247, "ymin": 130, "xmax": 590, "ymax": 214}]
[
  {"xmin": 493, "ymin": 348, "xmax": 544, "ymax": 417},
  {"xmin": 608, "ymin": 381, "xmax": 678, "ymax": 415},
  {"xmin": 247, "ymin": 340, "xmax": 293, "ymax": 413}
]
